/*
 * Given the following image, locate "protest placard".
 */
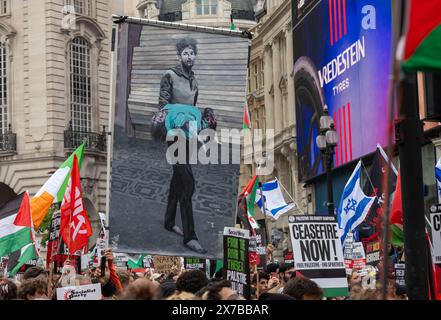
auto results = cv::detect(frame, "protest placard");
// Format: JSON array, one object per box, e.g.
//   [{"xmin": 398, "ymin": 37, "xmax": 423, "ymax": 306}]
[
  {"xmin": 283, "ymin": 250, "xmax": 294, "ymax": 264},
  {"xmin": 184, "ymin": 258, "xmax": 206, "ymax": 272},
  {"xmin": 223, "ymin": 227, "xmax": 250, "ymax": 299},
  {"xmin": 288, "ymin": 215, "xmax": 348, "ymax": 297},
  {"xmin": 143, "ymin": 255, "xmax": 154, "ymax": 268},
  {"xmin": 394, "ymin": 263, "xmax": 406, "ymax": 287},
  {"xmin": 114, "ymin": 253, "xmax": 129, "ymax": 269},
  {"xmin": 152, "ymin": 256, "xmax": 181, "ymax": 274},
  {"xmin": 430, "ymin": 205, "xmax": 441, "ymax": 263},
  {"xmin": 255, "ymin": 228, "xmax": 267, "ymax": 271},
  {"xmin": 57, "ymin": 283, "xmax": 102, "ymax": 300},
  {"xmin": 365, "ymin": 240, "xmax": 381, "ymax": 266}
]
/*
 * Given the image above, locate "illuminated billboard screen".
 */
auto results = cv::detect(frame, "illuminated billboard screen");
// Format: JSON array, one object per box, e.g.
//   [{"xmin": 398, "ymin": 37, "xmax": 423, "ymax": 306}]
[{"xmin": 292, "ymin": 0, "xmax": 392, "ymax": 181}]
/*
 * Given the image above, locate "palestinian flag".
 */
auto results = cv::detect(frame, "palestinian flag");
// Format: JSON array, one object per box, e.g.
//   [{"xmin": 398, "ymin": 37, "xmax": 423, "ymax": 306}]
[
  {"xmin": 0, "ymin": 192, "xmax": 38, "ymax": 276},
  {"xmin": 244, "ymin": 175, "xmax": 260, "ymax": 230},
  {"xmin": 237, "ymin": 176, "xmax": 260, "ymax": 232},
  {"xmin": 7, "ymin": 243, "xmax": 38, "ymax": 277},
  {"xmin": 403, "ymin": 0, "xmax": 441, "ymax": 72},
  {"xmin": 243, "ymin": 102, "xmax": 251, "ymax": 130},
  {"xmin": 30, "ymin": 143, "xmax": 85, "ymax": 229},
  {"xmin": 0, "ymin": 192, "xmax": 35, "ymax": 257},
  {"xmin": 128, "ymin": 255, "xmax": 146, "ymax": 269},
  {"xmin": 390, "ymin": 171, "xmax": 404, "ymax": 247}
]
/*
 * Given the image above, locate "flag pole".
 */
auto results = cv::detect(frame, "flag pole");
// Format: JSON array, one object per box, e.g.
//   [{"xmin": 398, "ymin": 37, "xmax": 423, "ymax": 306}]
[
  {"xmin": 105, "ymin": 23, "xmax": 117, "ymax": 249},
  {"xmin": 275, "ymin": 176, "xmax": 305, "ymax": 215},
  {"xmin": 258, "ymin": 180, "xmax": 273, "ymax": 261}
]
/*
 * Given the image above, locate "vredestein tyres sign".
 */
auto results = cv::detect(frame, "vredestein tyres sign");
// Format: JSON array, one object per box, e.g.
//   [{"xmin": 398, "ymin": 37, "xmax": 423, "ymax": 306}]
[{"xmin": 292, "ymin": 0, "xmax": 392, "ymax": 181}]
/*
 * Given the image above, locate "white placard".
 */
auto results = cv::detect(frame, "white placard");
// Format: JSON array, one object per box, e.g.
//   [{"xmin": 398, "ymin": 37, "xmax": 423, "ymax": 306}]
[
  {"xmin": 430, "ymin": 212, "xmax": 441, "ymax": 263},
  {"xmin": 57, "ymin": 283, "xmax": 102, "ymax": 300}
]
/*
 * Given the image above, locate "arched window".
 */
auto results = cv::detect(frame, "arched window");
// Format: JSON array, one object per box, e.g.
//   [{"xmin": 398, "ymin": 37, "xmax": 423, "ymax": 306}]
[
  {"xmin": 0, "ymin": 41, "xmax": 7, "ymax": 134},
  {"xmin": 69, "ymin": 37, "xmax": 91, "ymax": 132}
]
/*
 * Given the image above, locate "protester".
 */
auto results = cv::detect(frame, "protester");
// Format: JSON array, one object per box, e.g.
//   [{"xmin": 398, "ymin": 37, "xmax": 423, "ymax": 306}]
[
  {"xmin": 117, "ymin": 270, "xmax": 133, "ymax": 290},
  {"xmin": 22, "ymin": 266, "xmax": 48, "ymax": 281},
  {"xmin": 18, "ymin": 278, "xmax": 49, "ymax": 300},
  {"xmin": 349, "ymin": 287, "xmax": 381, "ymax": 300},
  {"xmin": 175, "ymin": 270, "xmax": 208, "ymax": 294},
  {"xmin": 121, "ymin": 278, "xmax": 159, "ymax": 300},
  {"xmin": 166, "ymin": 291, "xmax": 197, "ymax": 300},
  {"xmin": 265, "ymin": 262, "xmax": 279, "ymax": 278},
  {"xmin": 196, "ymin": 280, "xmax": 237, "ymax": 300},
  {"xmin": 268, "ymin": 262, "xmax": 295, "ymax": 293},
  {"xmin": 75, "ymin": 275, "xmax": 92, "ymax": 286},
  {"xmin": 251, "ymin": 271, "xmax": 269, "ymax": 298},
  {"xmin": 0, "ymin": 279, "xmax": 18, "ymax": 300},
  {"xmin": 283, "ymin": 277, "xmax": 324, "ymax": 300},
  {"xmin": 258, "ymin": 292, "xmax": 296, "ymax": 300},
  {"xmin": 159, "ymin": 281, "xmax": 177, "ymax": 299}
]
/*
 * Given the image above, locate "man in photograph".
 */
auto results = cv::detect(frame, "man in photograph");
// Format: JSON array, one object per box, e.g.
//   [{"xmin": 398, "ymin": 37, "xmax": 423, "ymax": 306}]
[{"xmin": 157, "ymin": 37, "xmax": 206, "ymax": 254}]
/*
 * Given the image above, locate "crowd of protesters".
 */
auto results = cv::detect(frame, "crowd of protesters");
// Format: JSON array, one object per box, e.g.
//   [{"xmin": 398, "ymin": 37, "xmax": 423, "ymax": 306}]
[{"xmin": 0, "ymin": 249, "xmax": 408, "ymax": 300}]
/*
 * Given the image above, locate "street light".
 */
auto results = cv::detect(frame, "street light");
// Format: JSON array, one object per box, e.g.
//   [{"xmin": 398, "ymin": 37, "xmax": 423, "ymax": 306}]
[{"xmin": 316, "ymin": 105, "xmax": 339, "ymax": 215}]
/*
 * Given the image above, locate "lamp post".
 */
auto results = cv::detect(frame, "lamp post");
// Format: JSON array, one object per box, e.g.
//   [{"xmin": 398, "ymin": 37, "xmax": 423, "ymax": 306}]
[{"xmin": 316, "ymin": 106, "xmax": 339, "ymax": 215}]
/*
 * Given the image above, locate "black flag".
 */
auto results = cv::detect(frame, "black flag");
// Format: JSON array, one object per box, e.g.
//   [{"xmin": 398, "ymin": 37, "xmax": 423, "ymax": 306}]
[
  {"xmin": 359, "ymin": 147, "xmax": 397, "ymax": 245},
  {"xmin": 236, "ymin": 194, "xmax": 252, "ymax": 232}
]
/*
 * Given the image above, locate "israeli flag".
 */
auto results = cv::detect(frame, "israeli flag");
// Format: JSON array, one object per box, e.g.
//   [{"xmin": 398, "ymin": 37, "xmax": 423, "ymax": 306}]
[
  {"xmin": 337, "ymin": 161, "xmax": 375, "ymax": 245},
  {"xmin": 436, "ymin": 157, "xmax": 441, "ymax": 202},
  {"xmin": 255, "ymin": 179, "xmax": 295, "ymax": 220}
]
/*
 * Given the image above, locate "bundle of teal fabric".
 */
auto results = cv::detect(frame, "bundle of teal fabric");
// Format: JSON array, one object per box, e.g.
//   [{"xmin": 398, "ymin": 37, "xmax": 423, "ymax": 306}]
[{"xmin": 164, "ymin": 104, "xmax": 210, "ymax": 139}]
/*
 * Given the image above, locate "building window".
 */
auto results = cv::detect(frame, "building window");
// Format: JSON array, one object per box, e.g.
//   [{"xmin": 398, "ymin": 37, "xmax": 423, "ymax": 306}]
[
  {"xmin": 0, "ymin": 0, "xmax": 8, "ymax": 14},
  {"xmin": 196, "ymin": 0, "xmax": 217, "ymax": 16},
  {"xmin": 0, "ymin": 42, "xmax": 7, "ymax": 134},
  {"xmin": 65, "ymin": 0, "xmax": 90, "ymax": 16},
  {"xmin": 260, "ymin": 59, "xmax": 264, "ymax": 88},
  {"xmin": 253, "ymin": 62, "xmax": 259, "ymax": 91},
  {"xmin": 248, "ymin": 66, "xmax": 252, "ymax": 93},
  {"xmin": 280, "ymin": 37, "xmax": 287, "ymax": 75},
  {"xmin": 69, "ymin": 37, "xmax": 92, "ymax": 132}
]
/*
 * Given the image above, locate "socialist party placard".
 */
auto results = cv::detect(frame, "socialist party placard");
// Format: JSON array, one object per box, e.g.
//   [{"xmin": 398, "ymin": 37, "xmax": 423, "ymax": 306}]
[
  {"xmin": 223, "ymin": 227, "xmax": 250, "ymax": 299},
  {"xmin": 288, "ymin": 215, "xmax": 348, "ymax": 297}
]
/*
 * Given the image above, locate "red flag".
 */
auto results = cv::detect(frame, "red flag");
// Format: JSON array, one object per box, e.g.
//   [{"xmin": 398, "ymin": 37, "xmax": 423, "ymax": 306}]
[{"xmin": 60, "ymin": 155, "xmax": 92, "ymax": 254}]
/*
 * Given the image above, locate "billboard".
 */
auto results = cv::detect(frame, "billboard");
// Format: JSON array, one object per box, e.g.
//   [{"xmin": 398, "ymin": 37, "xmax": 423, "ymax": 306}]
[
  {"xmin": 292, "ymin": 0, "xmax": 392, "ymax": 181},
  {"xmin": 109, "ymin": 20, "xmax": 249, "ymax": 259}
]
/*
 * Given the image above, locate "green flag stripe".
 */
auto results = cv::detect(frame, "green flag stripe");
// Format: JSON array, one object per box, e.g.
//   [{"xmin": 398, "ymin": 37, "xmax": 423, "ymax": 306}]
[
  {"xmin": 403, "ymin": 25, "xmax": 441, "ymax": 72},
  {"xmin": 0, "ymin": 227, "xmax": 33, "ymax": 257},
  {"xmin": 391, "ymin": 224, "xmax": 404, "ymax": 247},
  {"xmin": 8, "ymin": 243, "xmax": 37, "ymax": 277},
  {"xmin": 323, "ymin": 287, "xmax": 349, "ymax": 298},
  {"xmin": 56, "ymin": 143, "xmax": 85, "ymax": 202}
]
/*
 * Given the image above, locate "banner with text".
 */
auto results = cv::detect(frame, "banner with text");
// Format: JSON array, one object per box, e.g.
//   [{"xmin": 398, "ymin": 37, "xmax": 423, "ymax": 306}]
[
  {"xmin": 288, "ymin": 215, "xmax": 348, "ymax": 297},
  {"xmin": 152, "ymin": 256, "xmax": 181, "ymax": 274},
  {"xmin": 57, "ymin": 283, "xmax": 101, "ymax": 300},
  {"xmin": 223, "ymin": 227, "xmax": 250, "ymax": 299},
  {"xmin": 430, "ymin": 205, "xmax": 441, "ymax": 263}
]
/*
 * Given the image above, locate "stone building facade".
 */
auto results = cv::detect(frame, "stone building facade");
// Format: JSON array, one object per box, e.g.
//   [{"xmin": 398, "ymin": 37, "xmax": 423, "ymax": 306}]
[
  {"xmin": 241, "ymin": 0, "xmax": 314, "ymax": 262},
  {"xmin": 138, "ymin": 0, "xmax": 257, "ymax": 30},
  {"xmin": 0, "ymin": 0, "xmax": 128, "ymax": 240}
]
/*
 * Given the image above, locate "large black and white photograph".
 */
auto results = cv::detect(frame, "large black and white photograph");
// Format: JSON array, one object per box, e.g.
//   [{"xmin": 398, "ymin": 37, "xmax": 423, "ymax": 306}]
[{"xmin": 109, "ymin": 21, "xmax": 250, "ymax": 258}]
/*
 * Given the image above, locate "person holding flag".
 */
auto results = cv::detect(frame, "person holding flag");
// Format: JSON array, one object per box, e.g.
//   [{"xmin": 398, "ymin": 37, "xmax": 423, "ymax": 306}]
[{"xmin": 337, "ymin": 161, "xmax": 376, "ymax": 246}]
